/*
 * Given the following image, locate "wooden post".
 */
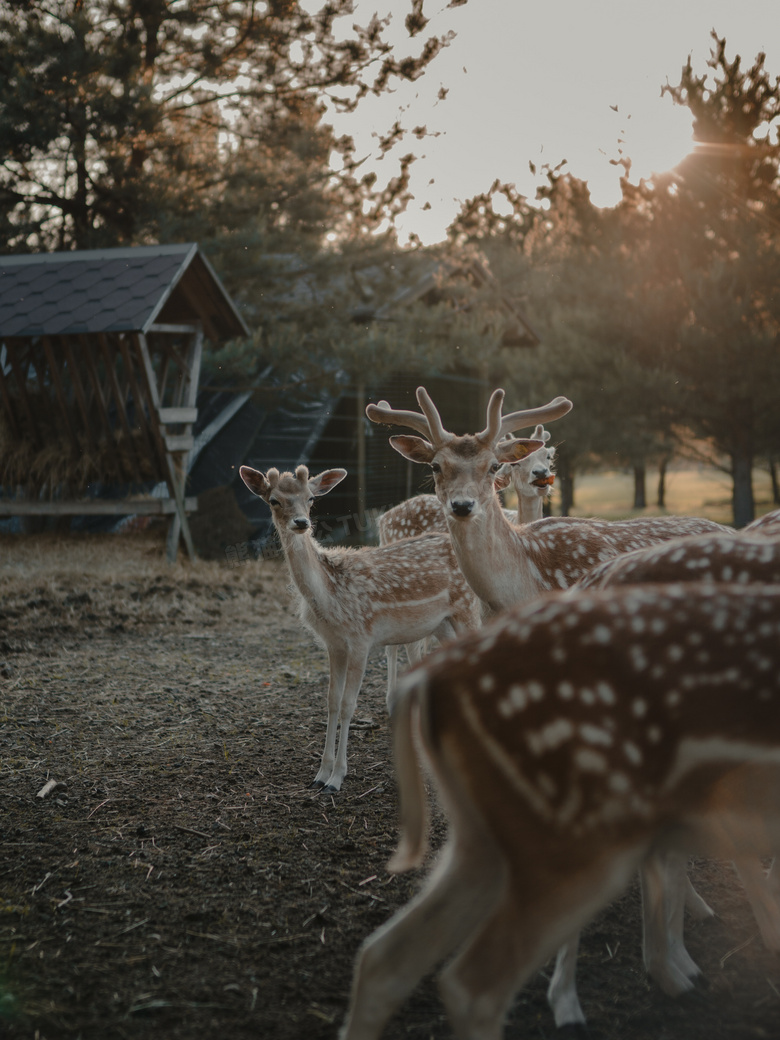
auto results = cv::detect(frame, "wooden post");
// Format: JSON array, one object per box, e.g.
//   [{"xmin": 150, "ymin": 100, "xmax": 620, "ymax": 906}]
[{"xmin": 356, "ymin": 379, "xmax": 366, "ymax": 540}]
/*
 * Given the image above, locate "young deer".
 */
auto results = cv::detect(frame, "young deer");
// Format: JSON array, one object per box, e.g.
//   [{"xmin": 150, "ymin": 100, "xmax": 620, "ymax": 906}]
[
  {"xmin": 239, "ymin": 464, "xmax": 480, "ymax": 792},
  {"xmin": 367, "ymin": 387, "xmax": 732, "ymax": 614},
  {"xmin": 341, "ymin": 583, "xmax": 780, "ymax": 1040}
]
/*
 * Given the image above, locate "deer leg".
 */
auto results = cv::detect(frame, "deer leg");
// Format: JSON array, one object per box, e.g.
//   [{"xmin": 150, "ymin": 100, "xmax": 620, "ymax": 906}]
[
  {"xmin": 685, "ymin": 873, "xmax": 715, "ymax": 920},
  {"xmin": 385, "ymin": 645, "xmax": 398, "ymax": 713},
  {"xmin": 340, "ymin": 839, "xmax": 504, "ymax": 1040},
  {"xmin": 640, "ymin": 852, "xmax": 701, "ymax": 996},
  {"xmin": 322, "ymin": 650, "xmax": 368, "ymax": 793},
  {"xmin": 546, "ymin": 933, "xmax": 587, "ymax": 1030},
  {"xmin": 440, "ymin": 849, "xmax": 642, "ymax": 1040},
  {"xmin": 440, "ymin": 896, "xmax": 583, "ymax": 1040},
  {"xmin": 733, "ymin": 856, "xmax": 780, "ymax": 951},
  {"xmin": 312, "ymin": 646, "xmax": 348, "ymax": 790}
]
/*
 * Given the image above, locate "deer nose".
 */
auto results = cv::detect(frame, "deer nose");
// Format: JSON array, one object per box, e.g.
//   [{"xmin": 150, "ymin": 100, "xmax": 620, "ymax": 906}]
[
  {"xmin": 293, "ymin": 517, "xmax": 310, "ymax": 530},
  {"xmin": 450, "ymin": 499, "xmax": 475, "ymax": 518}
]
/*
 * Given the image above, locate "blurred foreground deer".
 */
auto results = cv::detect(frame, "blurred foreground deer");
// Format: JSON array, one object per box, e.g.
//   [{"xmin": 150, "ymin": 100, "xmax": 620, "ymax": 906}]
[{"xmin": 341, "ymin": 583, "xmax": 780, "ymax": 1039}]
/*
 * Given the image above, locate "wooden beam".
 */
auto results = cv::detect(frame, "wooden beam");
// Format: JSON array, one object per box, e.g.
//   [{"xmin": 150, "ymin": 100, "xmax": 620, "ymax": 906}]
[
  {"xmin": 0, "ymin": 497, "xmax": 198, "ymax": 516},
  {"xmin": 135, "ymin": 332, "xmax": 197, "ymax": 562},
  {"xmin": 158, "ymin": 407, "xmax": 198, "ymax": 424}
]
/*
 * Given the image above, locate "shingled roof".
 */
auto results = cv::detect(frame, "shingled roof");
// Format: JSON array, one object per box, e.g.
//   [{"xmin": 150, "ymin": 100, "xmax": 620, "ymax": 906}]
[{"xmin": 0, "ymin": 243, "xmax": 249, "ymax": 342}]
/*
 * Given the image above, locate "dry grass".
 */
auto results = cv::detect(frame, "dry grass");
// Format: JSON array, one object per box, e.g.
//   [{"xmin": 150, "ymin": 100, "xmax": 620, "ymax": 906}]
[{"xmin": 560, "ymin": 465, "xmax": 774, "ymax": 525}]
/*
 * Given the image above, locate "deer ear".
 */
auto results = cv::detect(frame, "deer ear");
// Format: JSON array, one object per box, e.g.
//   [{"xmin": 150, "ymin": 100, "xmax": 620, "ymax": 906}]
[
  {"xmin": 495, "ymin": 438, "xmax": 545, "ymax": 465},
  {"xmin": 309, "ymin": 469, "xmax": 348, "ymax": 497},
  {"xmin": 240, "ymin": 465, "xmax": 271, "ymax": 499},
  {"xmin": 389, "ymin": 435, "xmax": 436, "ymax": 464}
]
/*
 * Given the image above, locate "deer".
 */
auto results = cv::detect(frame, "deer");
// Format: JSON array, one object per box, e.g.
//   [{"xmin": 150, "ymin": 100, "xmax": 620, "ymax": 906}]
[
  {"xmin": 578, "ymin": 529, "xmax": 780, "ymax": 592},
  {"xmin": 365, "ymin": 386, "xmax": 734, "ymax": 1027},
  {"xmin": 378, "ymin": 424, "xmax": 557, "ymax": 547},
  {"xmin": 340, "ymin": 583, "xmax": 780, "ymax": 1040},
  {"xmin": 571, "ymin": 528, "xmax": 780, "ymax": 988},
  {"xmin": 366, "ymin": 386, "xmax": 733, "ymax": 615},
  {"xmin": 238, "ymin": 464, "xmax": 481, "ymax": 792},
  {"xmin": 743, "ymin": 508, "xmax": 780, "ymax": 536},
  {"xmin": 378, "ymin": 425, "xmax": 556, "ymax": 692}
]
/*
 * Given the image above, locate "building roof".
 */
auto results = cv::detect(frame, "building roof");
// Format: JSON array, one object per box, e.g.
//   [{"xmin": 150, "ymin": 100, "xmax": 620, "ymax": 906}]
[{"xmin": 0, "ymin": 243, "xmax": 249, "ymax": 342}]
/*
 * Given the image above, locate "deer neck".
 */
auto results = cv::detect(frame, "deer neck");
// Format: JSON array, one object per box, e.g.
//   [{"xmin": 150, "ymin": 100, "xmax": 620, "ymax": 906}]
[
  {"xmin": 445, "ymin": 495, "xmax": 536, "ymax": 613},
  {"xmin": 517, "ymin": 491, "xmax": 544, "ymax": 524},
  {"xmin": 277, "ymin": 526, "xmax": 334, "ymax": 614}
]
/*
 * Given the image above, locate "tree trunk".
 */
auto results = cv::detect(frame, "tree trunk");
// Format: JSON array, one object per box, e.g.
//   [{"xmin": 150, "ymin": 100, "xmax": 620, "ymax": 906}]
[
  {"xmin": 633, "ymin": 464, "xmax": 646, "ymax": 509},
  {"xmin": 656, "ymin": 456, "xmax": 670, "ymax": 509},
  {"xmin": 731, "ymin": 449, "xmax": 755, "ymax": 528},
  {"xmin": 558, "ymin": 455, "xmax": 574, "ymax": 516},
  {"xmin": 770, "ymin": 458, "xmax": 780, "ymax": 505}
]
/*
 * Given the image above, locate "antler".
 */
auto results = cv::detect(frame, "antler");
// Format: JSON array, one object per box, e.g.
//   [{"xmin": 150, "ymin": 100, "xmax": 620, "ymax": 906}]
[
  {"xmin": 365, "ymin": 388, "xmax": 452, "ymax": 447},
  {"xmin": 481, "ymin": 391, "xmax": 572, "ymax": 444},
  {"xmin": 366, "ymin": 387, "xmax": 573, "ymax": 448}
]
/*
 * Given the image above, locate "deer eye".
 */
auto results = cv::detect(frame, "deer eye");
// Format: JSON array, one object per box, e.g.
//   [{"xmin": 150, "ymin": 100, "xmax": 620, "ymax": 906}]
[
  {"xmin": 430, "ymin": 462, "xmax": 442, "ymax": 475},
  {"xmin": 489, "ymin": 462, "xmax": 501, "ymax": 474},
  {"xmin": 308, "ymin": 496, "xmax": 315, "ymax": 504},
  {"xmin": 269, "ymin": 498, "xmax": 280, "ymax": 508}
]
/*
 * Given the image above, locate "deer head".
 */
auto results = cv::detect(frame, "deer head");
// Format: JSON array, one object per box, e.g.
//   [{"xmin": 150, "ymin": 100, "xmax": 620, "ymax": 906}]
[
  {"xmin": 240, "ymin": 464, "xmax": 347, "ymax": 535},
  {"xmin": 366, "ymin": 388, "xmax": 571, "ymax": 521}
]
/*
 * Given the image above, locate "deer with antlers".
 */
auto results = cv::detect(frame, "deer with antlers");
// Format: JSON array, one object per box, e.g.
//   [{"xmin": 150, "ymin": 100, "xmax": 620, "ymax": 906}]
[
  {"xmin": 340, "ymin": 583, "xmax": 780, "ymax": 1040},
  {"xmin": 366, "ymin": 387, "xmax": 732, "ymax": 614},
  {"xmin": 378, "ymin": 424, "xmax": 557, "ymax": 692},
  {"xmin": 239, "ymin": 464, "xmax": 481, "ymax": 792},
  {"xmin": 365, "ymin": 387, "xmax": 734, "ymax": 1027}
]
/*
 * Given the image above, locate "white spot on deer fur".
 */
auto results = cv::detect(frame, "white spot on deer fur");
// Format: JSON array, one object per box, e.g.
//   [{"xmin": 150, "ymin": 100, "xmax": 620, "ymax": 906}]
[
  {"xmin": 581, "ymin": 723, "xmax": 612, "ymax": 746},
  {"xmin": 647, "ymin": 725, "xmax": 662, "ymax": 743},
  {"xmin": 551, "ymin": 646, "xmax": 568, "ymax": 663},
  {"xmin": 557, "ymin": 680, "xmax": 575, "ymax": 700},
  {"xmin": 632, "ymin": 698, "xmax": 648, "ymax": 717},
  {"xmin": 580, "ymin": 687, "xmax": 596, "ymax": 705},
  {"xmin": 526, "ymin": 718, "xmax": 575, "ymax": 755},
  {"xmin": 623, "ymin": 741, "xmax": 642, "ymax": 765},
  {"xmin": 665, "ymin": 691, "xmax": 681, "ymax": 707},
  {"xmin": 575, "ymin": 748, "xmax": 608, "ymax": 773},
  {"xmin": 666, "ymin": 644, "xmax": 684, "ymax": 662},
  {"xmin": 596, "ymin": 681, "xmax": 616, "ymax": 704},
  {"xmin": 609, "ymin": 772, "xmax": 631, "ymax": 793},
  {"xmin": 629, "ymin": 645, "xmax": 648, "ymax": 671},
  {"xmin": 479, "ymin": 674, "xmax": 495, "ymax": 693}
]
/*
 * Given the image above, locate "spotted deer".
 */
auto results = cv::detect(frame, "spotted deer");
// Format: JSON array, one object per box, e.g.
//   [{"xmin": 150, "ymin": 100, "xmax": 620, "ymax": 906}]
[
  {"xmin": 572, "ymin": 528, "xmax": 780, "ymax": 992},
  {"xmin": 366, "ymin": 386, "xmax": 732, "ymax": 614},
  {"xmin": 578, "ymin": 529, "xmax": 780, "ymax": 592},
  {"xmin": 377, "ymin": 424, "xmax": 557, "ymax": 547},
  {"xmin": 743, "ymin": 507, "xmax": 780, "ymax": 536},
  {"xmin": 340, "ymin": 584, "xmax": 780, "ymax": 1040},
  {"xmin": 365, "ymin": 386, "xmax": 733, "ymax": 1026},
  {"xmin": 378, "ymin": 425, "xmax": 555, "ymax": 690},
  {"xmin": 239, "ymin": 464, "xmax": 481, "ymax": 792}
]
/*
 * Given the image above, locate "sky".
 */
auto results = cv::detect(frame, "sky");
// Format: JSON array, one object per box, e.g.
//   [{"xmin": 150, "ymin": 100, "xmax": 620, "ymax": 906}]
[{"xmin": 325, "ymin": 0, "xmax": 779, "ymax": 244}]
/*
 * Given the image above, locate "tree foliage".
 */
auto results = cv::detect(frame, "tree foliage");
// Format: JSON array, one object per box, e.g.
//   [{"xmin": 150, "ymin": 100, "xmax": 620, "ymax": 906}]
[{"xmin": 0, "ymin": 0, "xmax": 451, "ymax": 251}]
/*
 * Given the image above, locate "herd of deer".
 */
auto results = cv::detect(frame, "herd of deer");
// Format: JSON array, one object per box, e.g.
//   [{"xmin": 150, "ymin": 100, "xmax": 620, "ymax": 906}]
[{"xmin": 239, "ymin": 387, "xmax": 780, "ymax": 1040}]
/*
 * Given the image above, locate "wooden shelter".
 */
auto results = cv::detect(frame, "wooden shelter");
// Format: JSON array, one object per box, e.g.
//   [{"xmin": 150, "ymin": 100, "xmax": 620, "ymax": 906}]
[{"xmin": 0, "ymin": 243, "xmax": 249, "ymax": 561}]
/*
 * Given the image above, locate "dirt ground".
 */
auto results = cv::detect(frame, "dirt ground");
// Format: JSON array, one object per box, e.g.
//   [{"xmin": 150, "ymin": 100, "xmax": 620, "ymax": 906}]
[{"xmin": 2, "ymin": 529, "xmax": 780, "ymax": 1040}]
